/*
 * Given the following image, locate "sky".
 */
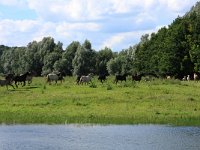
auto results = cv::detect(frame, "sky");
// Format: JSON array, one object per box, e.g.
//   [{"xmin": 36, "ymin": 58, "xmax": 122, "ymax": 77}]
[{"xmin": 0, "ymin": 0, "xmax": 199, "ymax": 51}]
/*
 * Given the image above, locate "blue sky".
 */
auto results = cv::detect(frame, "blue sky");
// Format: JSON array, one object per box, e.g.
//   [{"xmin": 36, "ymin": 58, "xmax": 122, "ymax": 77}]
[{"xmin": 0, "ymin": 0, "xmax": 199, "ymax": 51}]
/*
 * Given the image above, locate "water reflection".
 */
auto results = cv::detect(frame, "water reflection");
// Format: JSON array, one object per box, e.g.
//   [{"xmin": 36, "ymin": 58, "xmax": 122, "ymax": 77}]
[{"xmin": 0, "ymin": 125, "xmax": 200, "ymax": 150}]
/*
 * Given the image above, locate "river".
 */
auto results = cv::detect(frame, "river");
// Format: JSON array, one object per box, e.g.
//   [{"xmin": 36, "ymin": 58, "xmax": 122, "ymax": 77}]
[{"xmin": 0, "ymin": 124, "xmax": 200, "ymax": 150}]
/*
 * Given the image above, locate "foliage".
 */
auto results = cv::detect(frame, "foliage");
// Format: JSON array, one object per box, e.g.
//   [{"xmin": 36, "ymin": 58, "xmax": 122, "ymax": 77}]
[{"xmin": 72, "ymin": 40, "xmax": 97, "ymax": 75}]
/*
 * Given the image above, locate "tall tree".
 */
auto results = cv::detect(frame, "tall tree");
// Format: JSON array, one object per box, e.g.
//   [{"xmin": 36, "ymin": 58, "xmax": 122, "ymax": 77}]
[
  {"xmin": 72, "ymin": 40, "xmax": 96, "ymax": 75},
  {"xmin": 96, "ymin": 47, "xmax": 114, "ymax": 75}
]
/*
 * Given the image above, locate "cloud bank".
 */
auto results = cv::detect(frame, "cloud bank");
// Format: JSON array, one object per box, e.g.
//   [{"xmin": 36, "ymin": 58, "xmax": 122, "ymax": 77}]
[{"xmin": 0, "ymin": 0, "xmax": 198, "ymax": 51}]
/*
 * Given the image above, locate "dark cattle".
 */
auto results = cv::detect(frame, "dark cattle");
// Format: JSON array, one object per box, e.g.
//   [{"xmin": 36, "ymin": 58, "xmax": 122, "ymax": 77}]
[
  {"xmin": 115, "ymin": 74, "xmax": 127, "ymax": 84},
  {"xmin": 13, "ymin": 72, "xmax": 31, "ymax": 88},
  {"xmin": 98, "ymin": 74, "xmax": 107, "ymax": 83}
]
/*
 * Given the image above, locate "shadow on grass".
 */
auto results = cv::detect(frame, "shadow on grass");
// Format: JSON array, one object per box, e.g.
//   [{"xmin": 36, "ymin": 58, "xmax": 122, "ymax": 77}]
[
  {"xmin": 6, "ymin": 86, "xmax": 39, "ymax": 92},
  {"xmin": 25, "ymin": 86, "xmax": 39, "ymax": 89}
]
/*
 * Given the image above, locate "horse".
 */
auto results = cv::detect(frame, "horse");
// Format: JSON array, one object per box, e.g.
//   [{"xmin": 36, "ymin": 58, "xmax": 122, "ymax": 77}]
[
  {"xmin": 76, "ymin": 75, "xmax": 81, "ymax": 85},
  {"xmin": 187, "ymin": 75, "xmax": 190, "ymax": 81},
  {"xmin": 5, "ymin": 73, "xmax": 15, "ymax": 81},
  {"xmin": 166, "ymin": 75, "xmax": 171, "ymax": 79},
  {"xmin": 18, "ymin": 73, "xmax": 33, "ymax": 86},
  {"xmin": 79, "ymin": 73, "xmax": 93, "ymax": 84},
  {"xmin": 132, "ymin": 74, "xmax": 143, "ymax": 82},
  {"xmin": 98, "ymin": 74, "xmax": 107, "ymax": 83},
  {"xmin": 13, "ymin": 72, "xmax": 31, "ymax": 88},
  {"xmin": 0, "ymin": 78, "xmax": 15, "ymax": 90},
  {"xmin": 114, "ymin": 74, "xmax": 127, "ymax": 84},
  {"xmin": 194, "ymin": 73, "xmax": 199, "ymax": 81},
  {"xmin": 47, "ymin": 73, "xmax": 59, "ymax": 85},
  {"xmin": 26, "ymin": 74, "xmax": 33, "ymax": 85},
  {"xmin": 46, "ymin": 72, "xmax": 64, "ymax": 85},
  {"xmin": 132, "ymin": 73, "xmax": 158, "ymax": 82},
  {"xmin": 58, "ymin": 75, "xmax": 64, "ymax": 83},
  {"xmin": 182, "ymin": 76, "xmax": 187, "ymax": 81}
]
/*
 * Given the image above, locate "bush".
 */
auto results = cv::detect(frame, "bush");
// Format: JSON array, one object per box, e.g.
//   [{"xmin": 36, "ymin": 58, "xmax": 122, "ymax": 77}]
[
  {"xmin": 107, "ymin": 84, "xmax": 113, "ymax": 90},
  {"xmin": 89, "ymin": 82, "xmax": 97, "ymax": 88}
]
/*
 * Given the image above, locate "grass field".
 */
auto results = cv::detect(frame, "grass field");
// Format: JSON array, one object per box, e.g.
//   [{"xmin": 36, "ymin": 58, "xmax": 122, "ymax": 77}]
[{"xmin": 0, "ymin": 76, "xmax": 200, "ymax": 126}]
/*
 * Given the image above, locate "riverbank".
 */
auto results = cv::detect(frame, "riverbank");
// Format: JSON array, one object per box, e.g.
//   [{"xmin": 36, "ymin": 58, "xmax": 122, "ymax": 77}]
[{"xmin": 0, "ymin": 77, "xmax": 200, "ymax": 126}]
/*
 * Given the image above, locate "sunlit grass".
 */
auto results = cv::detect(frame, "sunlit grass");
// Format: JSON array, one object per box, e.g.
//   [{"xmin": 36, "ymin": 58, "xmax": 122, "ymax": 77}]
[{"xmin": 0, "ymin": 76, "xmax": 200, "ymax": 126}]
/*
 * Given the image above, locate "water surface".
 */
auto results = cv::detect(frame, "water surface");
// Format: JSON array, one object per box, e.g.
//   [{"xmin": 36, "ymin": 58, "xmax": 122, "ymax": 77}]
[{"xmin": 0, "ymin": 124, "xmax": 200, "ymax": 150}]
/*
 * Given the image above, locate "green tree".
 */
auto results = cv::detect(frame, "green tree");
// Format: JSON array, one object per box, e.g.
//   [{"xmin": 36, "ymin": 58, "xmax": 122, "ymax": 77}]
[
  {"xmin": 61, "ymin": 41, "xmax": 80, "ymax": 75},
  {"xmin": 96, "ymin": 47, "xmax": 114, "ymax": 75},
  {"xmin": 72, "ymin": 40, "xmax": 97, "ymax": 75}
]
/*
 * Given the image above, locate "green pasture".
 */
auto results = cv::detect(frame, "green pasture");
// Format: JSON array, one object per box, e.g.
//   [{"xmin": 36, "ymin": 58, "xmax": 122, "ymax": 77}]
[{"xmin": 0, "ymin": 76, "xmax": 200, "ymax": 126}]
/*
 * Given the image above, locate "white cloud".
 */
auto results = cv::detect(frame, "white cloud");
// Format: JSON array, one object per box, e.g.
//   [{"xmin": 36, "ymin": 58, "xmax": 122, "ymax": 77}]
[
  {"xmin": 0, "ymin": 0, "xmax": 27, "ymax": 7},
  {"xmin": 0, "ymin": 18, "xmax": 100, "ymax": 48},
  {"xmin": 0, "ymin": 19, "xmax": 39, "ymax": 46},
  {"xmin": 0, "ymin": 0, "xmax": 199, "ymax": 51},
  {"xmin": 159, "ymin": 0, "xmax": 198, "ymax": 12},
  {"xmin": 101, "ymin": 24, "xmax": 166, "ymax": 51},
  {"xmin": 26, "ymin": 0, "xmax": 162, "ymax": 21},
  {"xmin": 134, "ymin": 12, "xmax": 156, "ymax": 24}
]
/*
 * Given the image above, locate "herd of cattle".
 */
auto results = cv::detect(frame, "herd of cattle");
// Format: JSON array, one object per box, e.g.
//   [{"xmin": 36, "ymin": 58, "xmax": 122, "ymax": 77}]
[{"xmin": 0, "ymin": 71, "xmax": 199, "ymax": 90}]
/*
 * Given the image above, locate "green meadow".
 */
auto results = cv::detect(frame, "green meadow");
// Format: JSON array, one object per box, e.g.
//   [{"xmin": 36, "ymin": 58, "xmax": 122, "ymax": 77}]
[{"xmin": 0, "ymin": 76, "xmax": 200, "ymax": 126}]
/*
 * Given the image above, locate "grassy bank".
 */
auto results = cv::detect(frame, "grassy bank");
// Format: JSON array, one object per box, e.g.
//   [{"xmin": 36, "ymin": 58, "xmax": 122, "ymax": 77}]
[{"xmin": 0, "ymin": 76, "xmax": 200, "ymax": 126}]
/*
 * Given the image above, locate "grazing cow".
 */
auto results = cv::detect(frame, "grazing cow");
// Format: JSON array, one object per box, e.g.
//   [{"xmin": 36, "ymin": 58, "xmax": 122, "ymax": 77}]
[
  {"xmin": 79, "ymin": 73, "xmax": 93, "ymax": 84},
  {"xmin": 194, "ymin": 73, "xmax": 198, "ymax": 81},
  {"xmin": 115, "ymin": 74, "xmax": 127, "ymax": 84},
  {"xmin": 0, "ymin": 79, "xmax": 15, "ymax": 90},
  {"xmin": 98, "ymin": 74, "xmax": 107, "ymax": 83},
  {"xmin": 13, "ymin": 72, "xmax": 31, "ymax": 88}
]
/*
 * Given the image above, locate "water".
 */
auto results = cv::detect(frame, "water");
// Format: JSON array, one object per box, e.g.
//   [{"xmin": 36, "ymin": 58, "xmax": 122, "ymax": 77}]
[{"xmin": 0, "ymin": 124, "xmax": 200, "ymax": 150}]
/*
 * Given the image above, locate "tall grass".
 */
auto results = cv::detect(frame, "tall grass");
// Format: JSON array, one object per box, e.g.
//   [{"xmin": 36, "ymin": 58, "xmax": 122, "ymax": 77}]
[{"xmin": 0, "ymin": 76, "xmax": 200, "ymax": 126}]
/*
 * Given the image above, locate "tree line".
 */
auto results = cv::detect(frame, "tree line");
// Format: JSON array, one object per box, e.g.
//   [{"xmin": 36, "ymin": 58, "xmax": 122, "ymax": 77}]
[{"xmin": 0, "ymin": 2, "xmax": 200, "ymax": 78}]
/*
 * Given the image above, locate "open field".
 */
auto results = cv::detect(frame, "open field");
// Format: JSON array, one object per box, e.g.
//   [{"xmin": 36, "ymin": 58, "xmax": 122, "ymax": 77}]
[{"xmin": 0, "ymin": 76, "xmax": 200, "ymax": 126}]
